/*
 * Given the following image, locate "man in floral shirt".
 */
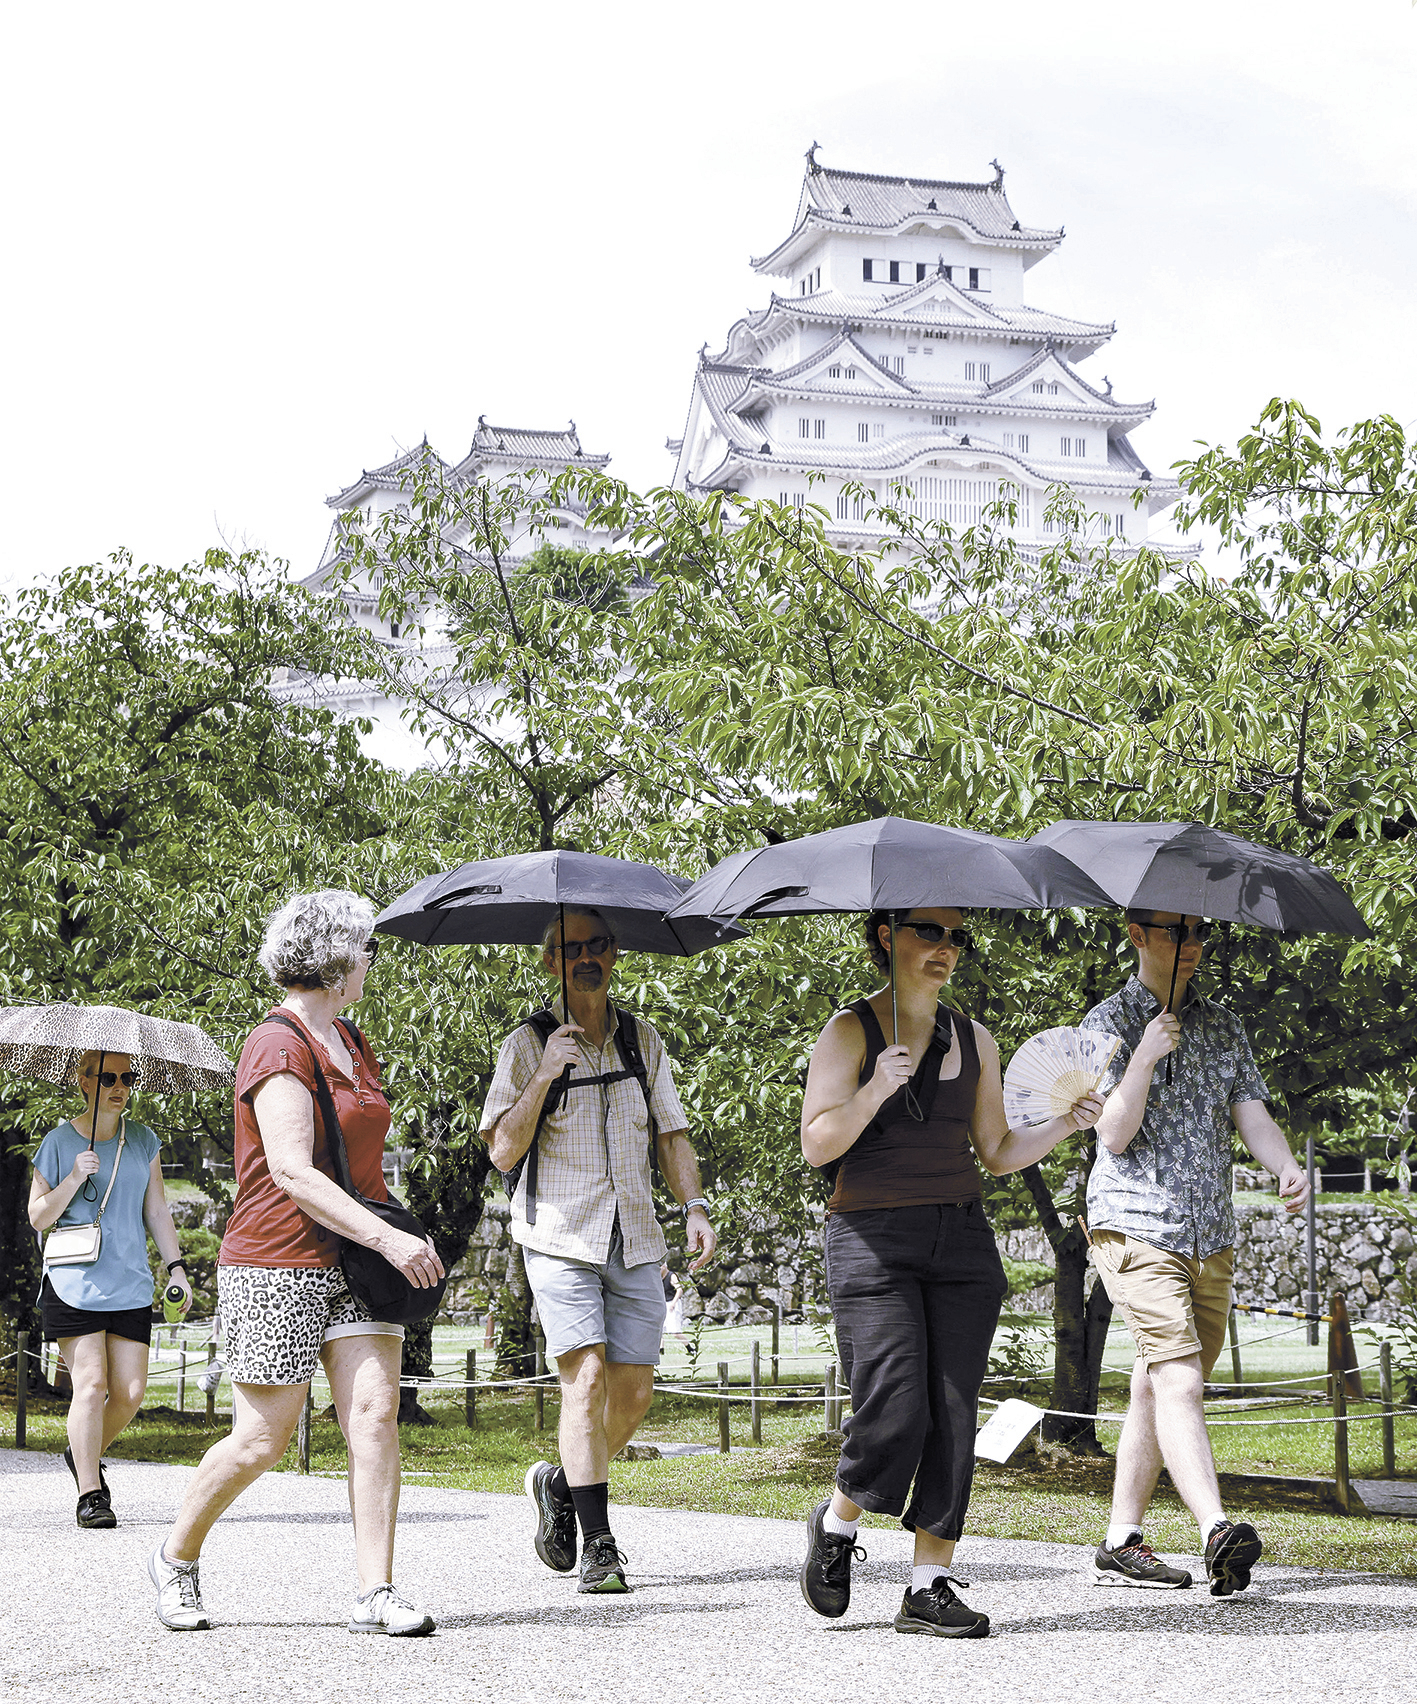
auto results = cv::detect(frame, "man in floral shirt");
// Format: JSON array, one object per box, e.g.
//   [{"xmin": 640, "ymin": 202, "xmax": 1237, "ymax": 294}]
[{"xmin": 1081, "ymin": 910, "xmax": 1308, "ymax": 1598}]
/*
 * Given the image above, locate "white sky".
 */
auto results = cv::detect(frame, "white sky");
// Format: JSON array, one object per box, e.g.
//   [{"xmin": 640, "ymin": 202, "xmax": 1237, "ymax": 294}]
[{"xmin": 3, "ymin": 0, "xmax": 1415, "ymax": 588}]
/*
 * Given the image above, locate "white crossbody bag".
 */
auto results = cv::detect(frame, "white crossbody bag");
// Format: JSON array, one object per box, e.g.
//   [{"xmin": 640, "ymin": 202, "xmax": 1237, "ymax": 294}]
[{"xmin": 43, "ymin": 1124, "xmax": 126, "ymax": 1268}]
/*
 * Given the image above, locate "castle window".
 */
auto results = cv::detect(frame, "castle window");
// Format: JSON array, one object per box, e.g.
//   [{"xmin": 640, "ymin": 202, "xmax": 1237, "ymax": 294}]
[
  {"xmin": 872, "ymin": 423, "xmax": 885, "ymax": 439},
  {"xmin": 863, "ymin": 259, "xmax": 873, "ymax": 281},
  {"xmin": 889, "ymin": 261, "xmax": 901, "ymax": 283},
  {"xmin": 965, "ymin": 362, "xmax": 976, "ymax": 381},
  {"xmin": 1003, "ymin": 432, "xmax": 1014, "ymax": 448},
  {"xmin": 859, "ymin": 423, "xmax": 870, "ymax": 443},
  {"xmin": 907, "ymin": 345, "xmax": 918, "ymax": 354},
  {"xmin": 968, "ymin": 267, "xmax": 990, "ymax": 291},
  {"xmin": 390, "ymin": 621, "xmax": 401, "ymax": 639},
  {"xmin": 846, "ymin": 366, "xmax": 857, "ymax": 379},
  {"xmin": 1032, "ymin": 381, "xmax": 1046, "ymax": 394},
  {"xmin": 980, "ymin": 363, "xmax": 991, "ymax": 383},
  {"xmin": 793, "ymin": 492, "xmax": 805, "ymax": 509},
  {"xmin": 780, "ymin": 492, "xmax": 789, "ymax": 506},
  {"xmin": 1061, "ymin": 438, "xmax": 1071, "ymax": 456},
  {"xmin": 800, "ymin": 418, "xmax": 811, "ymax": 438},
  {"xmin": 931, "ymin": 413, "xmax": 944, "ymax": 425},
  {"xmin": 916, "ymin": 263, "xmax": 927, "ymax": 282},
  {"xmin": 814, "ymin": 419, "xmax": 826, "ymax": 439},
  {"xmin": 1050, "ymin": 382, "xmax": 1059, "ymax": 395},
  {"xmin": 890, "ymin": 356, "xmax": 904, "ymax": 374},
  {"xmin": 1018, "ymin": 432, "xmax": 1029, "ymax": 451},
  {"xmin": 1076, "ymin": 437, "xmax": 1086, "ymax": 457},
  {"xmin": 828, "ymin": 364, "xmax": 842, "ymax": 379},
  {"xmin": 941, "ymin": 265, "xmax": 953, "ymax": 282},
  {"xmin": 1114, "ymin": 513, "xmax": 1125, "ymax": 537}
]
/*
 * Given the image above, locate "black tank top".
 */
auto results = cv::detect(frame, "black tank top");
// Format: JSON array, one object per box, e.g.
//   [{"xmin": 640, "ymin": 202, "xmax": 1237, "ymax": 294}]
[{"xmin": 826, "ymin": 999, "xmax": 983, "ymax": 1214}]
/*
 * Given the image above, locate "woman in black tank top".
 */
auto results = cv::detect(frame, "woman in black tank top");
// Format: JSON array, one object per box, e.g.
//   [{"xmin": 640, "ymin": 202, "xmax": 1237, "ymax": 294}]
[{"xmin": 796, "ymin": 905, "xmax": 1104, "ymax": 1637}]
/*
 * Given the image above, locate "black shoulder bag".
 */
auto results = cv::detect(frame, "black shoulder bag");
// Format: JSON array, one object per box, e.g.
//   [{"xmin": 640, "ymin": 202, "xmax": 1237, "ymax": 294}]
[
  {"xmin": 267, "ymin": 1015, "xmax": 448, "ymax": 1326},
  {"xmin": 500, "ymin": 1005, "xmax": 659, "ymax": 1226}
]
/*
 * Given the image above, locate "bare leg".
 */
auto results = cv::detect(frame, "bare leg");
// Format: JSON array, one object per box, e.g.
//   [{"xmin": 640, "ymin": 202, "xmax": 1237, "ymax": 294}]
[
  {"xmin": 323, "ymin": 1333, "xmax": 403, "ymax": 1593},
  {"xmin": 164, "ymin": 1382, "xmax": 308, "ymax": 1561},
  {"xmin": 913, "ymin": 1532, "xmax": 957, "ymax": 1569},
  {"xmin": 830, "ymin": 1490, "xmax": 863, "ymax": 1521},
  {"xmin": 555, "ymin": 1346, "xmax": 654, "ymax": 1482},
  {"xmin": 99, "ymin": 1337, "xmax": 150, "ymax": 1451},
  {"xmin": 1117, "ymin": 1352, "xmax": 1222, "ymax": 1532},
  {"xmin": 1110, "ymin": 1356, "xmax": 1167, "ymax": 1531},
  {"xmin": 58, "ymin": 1334, "xmax": 108, "ymax": 1494}
]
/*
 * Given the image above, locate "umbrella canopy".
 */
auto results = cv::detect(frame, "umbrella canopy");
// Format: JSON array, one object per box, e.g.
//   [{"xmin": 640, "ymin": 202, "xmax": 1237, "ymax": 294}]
[
  {"xmin": 375, "ymin": 850, "xmax": 746, "ymax": 956},
  {"xmin": 0, "ymin": 1002, "xmax": 236, "ymax": 1095},
  {"xmin": 1029, "ymin": 821, "xmax": 1371, "ymax": 938},
  {"xmin": 665, "ymin": 816, "xmax": 1117, "ymax": 927}
]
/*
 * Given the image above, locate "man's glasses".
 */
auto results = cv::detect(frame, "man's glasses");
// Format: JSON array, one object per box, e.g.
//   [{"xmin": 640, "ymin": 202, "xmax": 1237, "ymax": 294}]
[
  {"xmin": 1141, "ymin": 922, "xmax": 1213, "ymax": 945},
  {"xmin": 363, "ymin": 938, "xmax": 380, "ymax": 962},
  {"xmin": 900, "ymin": 923, "xmax": 974, "ymax": 950},
  {"xmin": 553, "ymin": 935, "xmax": 615, "ymax": 961},
  {"xmin": 94, "ymin": 1071, "xmax": 139, "ymax": 1089}
]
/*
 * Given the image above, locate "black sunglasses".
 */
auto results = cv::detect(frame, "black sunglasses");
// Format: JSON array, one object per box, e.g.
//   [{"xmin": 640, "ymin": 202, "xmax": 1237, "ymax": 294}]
[
  {"xmin": 1141, "ymin": 922, "xmax": 1213, "ymax": 945},
  {"xmin": 363, "ymin": 938, "xmax": 380, "ymax": 962},
  {"xmin": 553, "ymin": 935, "xmax": 615, "ymax": 960},
  {"xmin": 95, "ymin": 1071, "xmax": 139, "ymax": 1089},
  {"xmin": 899, "ymin": 923, "xmax": 974, "ymax": 949}
]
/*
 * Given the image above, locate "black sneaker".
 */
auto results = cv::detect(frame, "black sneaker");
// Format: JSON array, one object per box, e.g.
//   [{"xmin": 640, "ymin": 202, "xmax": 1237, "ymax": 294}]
[
  {"xmin": 893, "ymin": 1575, "xmax": 990, "ymax": 1638},
  {"xmin": 1091, "ymin": 1533, "xmax": 1192, "ymax": 1589},
  {"xmin": 524, "ymin": 1460, "xmax": 577, "ymax": 1573},
  {"xmin": 76, "ymin": 1489, "xmax": 116, "ymax": 1529},
  {"xmin": 578, "ymin": 1536, "xmax": 629, "ymax": 1594},
  {"xmin": 64, "ymin": 1446, "xmax": 109, "ymax": 1497},
  {"xmin": 1205, "ymin": 1520, "xmax": 1262, "ymax": 1597},
  {"xmin": 799, "ymin": 1499, "xmax": 866, "ymax": 1619}
]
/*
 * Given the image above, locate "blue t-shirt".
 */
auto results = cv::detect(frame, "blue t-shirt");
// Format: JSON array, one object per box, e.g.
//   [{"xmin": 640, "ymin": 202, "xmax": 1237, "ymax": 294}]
[{"xmin": 34, "ymin": 1119, "xmax": 162, "ymax": 1311}]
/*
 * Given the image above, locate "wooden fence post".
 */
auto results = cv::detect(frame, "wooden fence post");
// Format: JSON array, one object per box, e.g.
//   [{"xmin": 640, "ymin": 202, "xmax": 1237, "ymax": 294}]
[
  {"xmin": 15, "ymin": 1331, "xmax": 27, "ymax": 1449},
  {"xmin": 466, "ymin": 1349, "xmax": 476, "ymax": 1430},
  {"xmin": 1331, "ymin": 1371, "xmax": 1350, "ymax": 1514},
  {"xmin": 534, "ymin": 1333, "xmax": 546, "ymax": 1433},
  {"xmin": 1228, "ymin": 1309, "xmax": 1243, "ymax": 1388},
  {"xmin": 176, "ymin": 1346, "xmax": 186, "ymax": 1414},
  {"xmin": 1328, "ymin": 1292, "xmax": 1364, "ymax": 1401},
  {"xmin": 1380, "ymin": 1339, "xmax": 1395, "ymax": 1480},
  {"xmin": 771, "ymin": 1307, "xmax": 780, "ymax": 1385},
  {"xmin": 750, "ymin": 1341, "xmax": 762, "ymax": 1445},
  {"xmin": 205, "ymin": 1343, "xmax": 216, "ymax": 1425},
  {"xmin": 298, "ymin": 1386, "xmax": 313, "ymax": 1474},
  {"xmin": 825, "ymin": 1363, "xmax": 837, "ymax": 1433},
  {"xmin": 717, "ymin": 1361, "xmax": 731, "ymax": 1454}
]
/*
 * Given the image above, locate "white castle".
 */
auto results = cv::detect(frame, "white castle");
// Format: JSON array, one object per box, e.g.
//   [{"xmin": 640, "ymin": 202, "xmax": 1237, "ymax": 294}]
[{"xmin": 669, "ymin": 146, "xmax": 1177, "ymax": 546}]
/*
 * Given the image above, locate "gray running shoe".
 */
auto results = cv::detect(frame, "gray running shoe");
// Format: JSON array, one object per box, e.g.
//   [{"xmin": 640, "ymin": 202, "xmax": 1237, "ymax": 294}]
[
  {"xmin": 1091, "ymin": 1534, "xmax": 1192, "ymax": 1589},
  {"xmin": 1205, "ymin": 1520, "xmax": 1262, "ymax": 1597},
  {"xmin": 525, "ymin": 1460, "xmax": 577, "ymax": 1572},
  {"xmin": 893, "ymin": 1575, "xmax": 990, "ymax": 1638},
  {"xmin": 149, "ymin": 1545, "xmax": 209, "ymax": 1631},
  {"xmin": 348, "ymin": 1584, "xmax": 435, "ymax": 1635},
  {"xmin": 578, "ymin": 1536, "xmax": 630, "ymax": 1593}
]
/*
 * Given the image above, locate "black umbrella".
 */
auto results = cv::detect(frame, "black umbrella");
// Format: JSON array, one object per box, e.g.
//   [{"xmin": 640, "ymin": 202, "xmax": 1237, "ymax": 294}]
[
  {"xmin": 1030, "ymin": 820, "xmax": 1372, "ymax": 1081},
  {"xmin": 375, "ymin": 849, "xmax": 746, "ymax": 1026},
  {"xmin": 665, "ymin": 816, "xmax": 1116, "ymax": 1043}
]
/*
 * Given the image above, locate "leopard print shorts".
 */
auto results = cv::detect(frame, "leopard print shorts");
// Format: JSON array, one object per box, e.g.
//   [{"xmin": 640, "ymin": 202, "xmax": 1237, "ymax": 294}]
[{"xmin": 218, "ymin": 1264, "xmax": 404, "ymax": 1386}]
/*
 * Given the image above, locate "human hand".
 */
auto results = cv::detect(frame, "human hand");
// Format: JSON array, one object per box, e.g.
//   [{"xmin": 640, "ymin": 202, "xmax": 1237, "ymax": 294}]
[
  {"xmin": 536, "ymin": 1024, "xmax": 584, "ymax": 1082},
  {"xmin": 870, "ymin": 1044, "xmax": 914, "ymax": 1100},
  {"xmin": 1135, "ymin": 1011, "xmax": 1181, "ymax": 1069},
  {"xmin": 170, "ymin": 1271, "xmax": 195, "ymax": 1315},
  {"xmin": 686, "ymin": 1207, "xmax": 717, "ymax": 1273},
  {"xmin": 70, "ymin": 1149, "xmax": 101, "ymax": 1183},
  {"xmin": 382, "ymin": 1230, "xmax": 446, "ymax": 1288},
  {"xmin": 1276, "ymin": 1160, "xmax": 1309, "ymax": 1214},
  {"xmin": 1066, "ymin": 1092, "xmax": 1106, "ymax": 1132}
]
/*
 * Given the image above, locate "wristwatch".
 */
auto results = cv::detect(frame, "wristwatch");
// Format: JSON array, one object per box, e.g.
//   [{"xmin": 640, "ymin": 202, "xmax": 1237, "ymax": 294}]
[
  {"xmin": 164, "ymin": 1260, "xmax": 187, "ymax": 1276},
  {"xmin": 684, "ymin": 1197, "xmax": 710, "ymax": 1216}
]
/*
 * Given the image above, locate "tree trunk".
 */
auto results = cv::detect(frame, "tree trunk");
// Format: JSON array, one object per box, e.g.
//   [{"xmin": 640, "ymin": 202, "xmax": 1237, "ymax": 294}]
[
  {"xmin": 0, "ymin": 1118, "xmax": 47, "ymax": 1400},
  {"xmin": 496, "ymin": 1241, "xmax": 536, "ymax": 1380}
]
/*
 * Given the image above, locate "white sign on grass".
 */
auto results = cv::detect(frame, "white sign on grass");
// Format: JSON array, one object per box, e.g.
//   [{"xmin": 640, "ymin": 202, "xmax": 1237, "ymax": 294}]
[{"xmin": 974, "ymin": 1397, "xmax": 1045, "ymax": 1463}]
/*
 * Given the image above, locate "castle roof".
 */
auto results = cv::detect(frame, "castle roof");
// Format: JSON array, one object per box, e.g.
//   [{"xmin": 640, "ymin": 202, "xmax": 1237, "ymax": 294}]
[
  {"xmin": 326, "ymin": 422, "xmax": 610, "ymax": 511},
  {"xmin": 325, "ymin": 440, "xmax": 450, "ymax": 508},
  {"xmin": 753, "ymin": 149, "xmax": 1063, "ymax": 275},
  {"xmin": 460, "ymin": 417, "xmax": 611, "ymax": 468}
]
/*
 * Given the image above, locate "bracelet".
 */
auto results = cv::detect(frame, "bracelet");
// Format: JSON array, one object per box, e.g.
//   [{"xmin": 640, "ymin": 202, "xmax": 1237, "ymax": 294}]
[
  {"xmin": 684, "ymin": 1197, "xmax": 710, "ymax": 1216},
  {"xmin": 165, "ymin": 1261, "xmax": 187, "ymax": 1276}
]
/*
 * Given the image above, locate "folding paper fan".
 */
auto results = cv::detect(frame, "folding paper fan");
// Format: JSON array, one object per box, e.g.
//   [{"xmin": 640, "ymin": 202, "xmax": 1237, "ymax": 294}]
[{"xmin": 1003, "ymin": 1026, "xmax": 1122, "ymax": 1127}]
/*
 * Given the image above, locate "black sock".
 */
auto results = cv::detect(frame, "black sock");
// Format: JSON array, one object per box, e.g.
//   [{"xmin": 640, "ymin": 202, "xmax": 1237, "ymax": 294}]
[
  {"xmin": 549, "ymin": 1465, "xmax": 569, "ymax": 1501},
  {"xmin": 568, "ymin": 1481, "xmax": 612, "ymax": 1543}
]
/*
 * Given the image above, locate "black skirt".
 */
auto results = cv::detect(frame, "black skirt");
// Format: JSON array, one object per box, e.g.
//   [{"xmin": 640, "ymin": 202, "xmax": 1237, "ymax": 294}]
[{"xmin": 40, "ymin": 1277, "xmax": 153, "ymax": 1346}]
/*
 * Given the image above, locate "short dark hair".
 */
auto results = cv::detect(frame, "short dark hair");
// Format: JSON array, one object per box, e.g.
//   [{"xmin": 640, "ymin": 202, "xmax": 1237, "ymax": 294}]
[
  {"xmin": 864, "ymin": 909, "xmax": 896, "ymax": 970},
  {"xmin": 1124, "ymin": 907, "xmax": 1157, "ymax": 927}
]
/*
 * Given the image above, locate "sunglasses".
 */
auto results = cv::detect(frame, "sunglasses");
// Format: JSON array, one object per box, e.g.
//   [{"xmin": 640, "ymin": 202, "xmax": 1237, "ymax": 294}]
[
  {"xmin": 553, "ymin": 935, "xmax": 615, "ymax": 961},
  {"xmin": 899, "ymin": 923, "xmax": 974, "ymax": 949},
  {"xmin": 363, "ymin": 938, "xmax": 380, "ymax": 962},
  {"xmin": 1141, "ymin": 922, "xmax": 1213, "ymax": 945},
  {"xmin": 93, "ymin": 1071, "xmax": 139, "ymax": 1089}
]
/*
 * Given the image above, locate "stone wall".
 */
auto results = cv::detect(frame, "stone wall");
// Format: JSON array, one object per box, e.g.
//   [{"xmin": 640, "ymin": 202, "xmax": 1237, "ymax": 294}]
[{"xmin": 1233, "ymin": 1198, "xmax": 1415, "ymax": 1323}]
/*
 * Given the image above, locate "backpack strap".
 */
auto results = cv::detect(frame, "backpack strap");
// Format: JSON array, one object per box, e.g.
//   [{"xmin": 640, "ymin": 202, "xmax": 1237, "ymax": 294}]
[
  {"xmin": 264, "ymin": 1014, "xmax": 356, "ymax": 1196},
  {"xmin": 818, "ymin": 999, "xmax": 957, "ymax": 1186}
]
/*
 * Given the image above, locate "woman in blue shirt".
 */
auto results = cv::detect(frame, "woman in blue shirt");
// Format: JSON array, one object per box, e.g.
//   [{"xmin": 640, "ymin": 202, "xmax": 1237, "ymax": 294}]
[{"xmin": 28, "ymin": 1050, "xmax": 192, "ymax": 1529}]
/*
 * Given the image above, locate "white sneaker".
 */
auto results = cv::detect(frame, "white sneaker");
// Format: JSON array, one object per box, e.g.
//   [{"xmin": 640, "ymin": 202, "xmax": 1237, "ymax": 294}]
[
  {"xmin": 348, "ymin": 1584, "xmax": 435, "ymax": 1636},
  {"xmin": 149, "ymin": 1545, "xmax": 210, "ymax": 1631}
]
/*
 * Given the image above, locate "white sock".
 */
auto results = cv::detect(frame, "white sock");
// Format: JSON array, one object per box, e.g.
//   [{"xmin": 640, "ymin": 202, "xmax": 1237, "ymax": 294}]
[
  {"xmin": 911, "ymin": 1564, "xmax": 950, "ymax": 1593},
  {"xmin": 822, "ymin": 1507, "xmax": 858, "ymax": 1539},
  {"xmin": 1201, "ymin": 1510, "xmax": 1227, "ymax": 1544},
  {"xmin": 1106, "ymin": 1522, "xmax": 1143, "ymax": 1552}
]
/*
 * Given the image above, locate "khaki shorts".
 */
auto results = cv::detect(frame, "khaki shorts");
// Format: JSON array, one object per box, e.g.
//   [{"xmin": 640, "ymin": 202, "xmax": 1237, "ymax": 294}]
[{"xmin": 1090, "ymin": 1231, "xmax": 1233, "ymax": 1373}]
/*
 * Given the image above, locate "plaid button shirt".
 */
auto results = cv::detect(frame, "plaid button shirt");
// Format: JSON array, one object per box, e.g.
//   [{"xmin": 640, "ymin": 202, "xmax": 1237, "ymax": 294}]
[
  {"xmin": 480, "ymin": 998, "xmax": 688, "ymax": 1268},
  {"xmin": 1082, "ymin": 975, "xmax": 1270, "ymax": 1259}
]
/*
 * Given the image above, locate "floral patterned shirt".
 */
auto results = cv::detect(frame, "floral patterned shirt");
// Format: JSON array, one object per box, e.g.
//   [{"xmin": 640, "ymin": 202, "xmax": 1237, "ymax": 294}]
[{"xmin": 1082, "ymin": 975, "xmax": 1270, "ymax": 1258}]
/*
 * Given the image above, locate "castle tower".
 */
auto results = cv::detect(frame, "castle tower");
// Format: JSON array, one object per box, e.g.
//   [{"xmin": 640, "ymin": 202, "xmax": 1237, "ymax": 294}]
[{"xmin": 669, "ymin": 148, "xmax": 1178, "ymax": 546}]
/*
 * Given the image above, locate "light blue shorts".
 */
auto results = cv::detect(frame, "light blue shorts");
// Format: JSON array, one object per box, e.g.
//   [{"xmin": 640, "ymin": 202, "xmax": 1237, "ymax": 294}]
[{"xmin": 523, "ymin": 1229, "xmax": 667, "ymax": 1366}]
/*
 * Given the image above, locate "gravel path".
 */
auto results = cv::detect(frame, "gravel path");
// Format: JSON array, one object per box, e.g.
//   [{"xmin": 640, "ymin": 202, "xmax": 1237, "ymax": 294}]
[{"xmin": 5, "ymin": 1445, "xmax": 1416, "ymax": 1703}]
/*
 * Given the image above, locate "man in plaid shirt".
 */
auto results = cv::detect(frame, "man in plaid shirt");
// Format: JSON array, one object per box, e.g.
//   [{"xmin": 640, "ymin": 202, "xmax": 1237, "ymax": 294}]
[{"xmin": 481, "ymin": 907, "xmax": 717, "ymax": 1594}]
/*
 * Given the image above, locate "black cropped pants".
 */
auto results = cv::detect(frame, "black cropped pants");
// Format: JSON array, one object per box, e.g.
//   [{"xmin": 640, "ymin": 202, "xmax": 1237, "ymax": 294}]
[{"xmin": 825, "ymin": 1201, "xmax": 1008, "ymax": 1540}]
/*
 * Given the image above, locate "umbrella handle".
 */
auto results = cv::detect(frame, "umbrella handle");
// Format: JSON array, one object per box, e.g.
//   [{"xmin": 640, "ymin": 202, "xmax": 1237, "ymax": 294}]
[
  {"xmin": 80, "ymin": 1047, "xmax": 106, "ymax": 1201},
  {"xmin": 889, "ymin": 915, "xmax": 898, "ymax": 1047},
  {"xmin": 1164, "ymin": 934, "xmax": 1182, "ymax": 1086}
]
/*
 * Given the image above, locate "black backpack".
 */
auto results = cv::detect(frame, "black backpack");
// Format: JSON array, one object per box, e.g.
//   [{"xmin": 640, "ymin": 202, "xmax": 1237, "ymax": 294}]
[{"xmin": 503, "ymin": 1006, "xmax": 660, "ymax": 1225}]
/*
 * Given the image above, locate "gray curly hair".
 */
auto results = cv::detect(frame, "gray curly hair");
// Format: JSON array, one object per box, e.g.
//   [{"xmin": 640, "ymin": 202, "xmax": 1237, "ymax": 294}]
[{"xmin": 258, "ymin": 889, "xmax": 377, "ymax": 991}]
